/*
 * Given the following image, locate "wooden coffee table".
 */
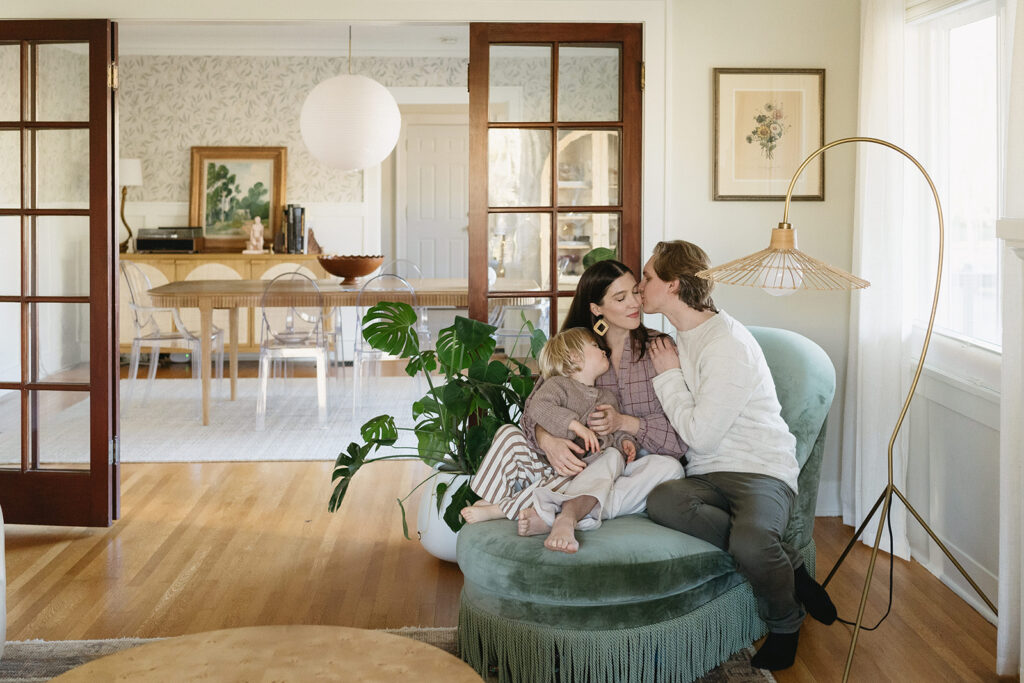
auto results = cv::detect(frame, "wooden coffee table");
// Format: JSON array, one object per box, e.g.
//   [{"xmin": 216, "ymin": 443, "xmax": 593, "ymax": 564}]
[{"xmin": 52, "ymin": 625, "xmax": 482, "ymax": 681}]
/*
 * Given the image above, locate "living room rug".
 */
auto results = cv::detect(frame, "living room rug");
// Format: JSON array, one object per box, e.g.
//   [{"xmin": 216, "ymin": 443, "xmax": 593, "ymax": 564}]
[
  {"xmin": 0, "ymin": 629, "xmax": 773, "ymax": 682},
  {"xmin": 0, "ymin": 377, "xmax": 422, "ymax": 464}
]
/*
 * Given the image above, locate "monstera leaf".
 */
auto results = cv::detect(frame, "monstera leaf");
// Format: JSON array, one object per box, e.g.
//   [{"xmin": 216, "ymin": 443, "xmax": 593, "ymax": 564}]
[
  {"xmin": 360, "ymin": 415, "xmax": 398, "ymax": 446},
  {"xmin": 436, "ymin": 316, "xmax": 496, "ymax": 371},
  {"xmin": 362, "ymin": 301, "xmax": 420, "ymax": 357}
]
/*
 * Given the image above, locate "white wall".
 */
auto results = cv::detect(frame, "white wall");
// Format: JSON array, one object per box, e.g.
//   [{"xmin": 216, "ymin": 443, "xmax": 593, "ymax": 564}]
[{"xmin": 662, "ymin": 0, "xmax": 861, "ymax": 515}]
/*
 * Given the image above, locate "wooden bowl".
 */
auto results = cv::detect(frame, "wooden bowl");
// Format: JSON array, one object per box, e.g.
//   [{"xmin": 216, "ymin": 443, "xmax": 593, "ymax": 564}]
[{"xmin": 317, "ymin": 255, "xmax": 384, "ymax": 284}]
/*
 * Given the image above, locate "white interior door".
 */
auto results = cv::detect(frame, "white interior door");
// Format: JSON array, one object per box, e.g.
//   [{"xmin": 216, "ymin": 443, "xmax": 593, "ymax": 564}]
[{"xmin": 398, "ymin": 119, "xmax": 469, "ymax": 278}]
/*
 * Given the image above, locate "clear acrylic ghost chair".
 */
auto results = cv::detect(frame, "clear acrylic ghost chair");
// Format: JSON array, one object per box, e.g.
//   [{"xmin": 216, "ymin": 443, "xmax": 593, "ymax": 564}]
[
  {"xmin": 491, "ymin": 298, "xmax": 550, "ymax": 360},
  {"xmin": 120, "ymin": 260, "xmax": 224, "ymax": 405},
  {"xmin": 257, "ymin": 271, "xmax": 329, "ymax": 426},
  {"xmin": 259, "ymin": 263, "xmax": 323, "ymax": 379},
  {"xmin": 352, "ymin": 273, "xmax": 419, "ymax": 417},
  {"xmin": 379, "ymin": 258, "xmax": 433, "ymax": 350}
]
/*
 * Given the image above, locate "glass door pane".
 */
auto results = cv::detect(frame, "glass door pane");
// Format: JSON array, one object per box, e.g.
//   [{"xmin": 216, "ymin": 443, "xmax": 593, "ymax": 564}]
[
  {"xmin": 35, "ymin": 43, "xmax": 90, "ymax": 121},
  {"xmin": 489, "ymin": 45, "xmax": 552, "ymax": 123},
  {"xmin": 557, "ymin": 45, "xmax": 621, "ymax": 122},
  {"xmin": 0, "ymin": 44, "xmax": 19, "ymax": 121},
  {"xmin": 488, "ymin": 129, "xmax": 552, "ymax": 208}
]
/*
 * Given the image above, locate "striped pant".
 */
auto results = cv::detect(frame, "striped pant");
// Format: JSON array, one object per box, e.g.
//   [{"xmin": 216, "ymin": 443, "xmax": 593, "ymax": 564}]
[
  {"xmin": 470, "ymin": 425, "xmax": 571, "ymax": 520},
  {"xmin": 471, "ymin": 424, "xmax": 685, "ymax": 523}
]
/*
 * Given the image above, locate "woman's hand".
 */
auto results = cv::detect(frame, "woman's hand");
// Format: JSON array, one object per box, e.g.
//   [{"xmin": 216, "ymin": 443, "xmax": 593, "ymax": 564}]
[
  {"xmin": 588, "ymin": 403, "xmax": 627, "ymax": 436},
  {"xmin": 537, "ymin": 426, "xmax": 587, "ymax": 476},
  {"xmin": 649, "ymin": 336, "xmax": 681, "ymax": 374}
]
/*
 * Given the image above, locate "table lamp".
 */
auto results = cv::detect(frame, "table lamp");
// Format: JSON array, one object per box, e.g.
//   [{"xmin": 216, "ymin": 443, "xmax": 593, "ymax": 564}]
[
  {"xmin": 119, "ymin": 158, "xmax": 143, "ymax": 253},
  {"xmin": 696, "ymin": 136, "xmax": 996, "ymax": 680}
]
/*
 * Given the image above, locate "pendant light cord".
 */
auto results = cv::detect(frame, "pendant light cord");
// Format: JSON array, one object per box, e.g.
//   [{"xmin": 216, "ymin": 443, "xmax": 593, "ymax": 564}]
[{"xmin": 348, "ymin": 25, "xmax": 352, "ymax": 75}]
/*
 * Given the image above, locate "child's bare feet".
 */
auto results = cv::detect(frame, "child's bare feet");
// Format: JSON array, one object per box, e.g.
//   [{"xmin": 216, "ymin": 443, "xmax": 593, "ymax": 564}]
[
  {"xmin": 517, "ymin": 507, "xmax": 551, "ymax": 537},
  {"xmin": 460, "ymin": 501, "xmax": 504, "ymax": 524},
  {"xmin": 544, "ymin": 514, "xmax": 580, "ymax": 554}
]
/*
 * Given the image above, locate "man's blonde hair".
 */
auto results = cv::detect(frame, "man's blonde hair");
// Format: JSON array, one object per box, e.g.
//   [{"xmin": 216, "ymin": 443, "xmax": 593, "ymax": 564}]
[
  {"xmin": 651, "ymin": 240, "xmax": 718, "ymax": 312},
  {"xmin": 539, "ymin": 327, "xmax": 596, "ymax": 379}
]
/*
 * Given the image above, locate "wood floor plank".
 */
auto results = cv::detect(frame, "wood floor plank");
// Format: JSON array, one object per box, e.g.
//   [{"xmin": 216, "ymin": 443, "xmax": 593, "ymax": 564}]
[{"xmin": 3, "ymin": 463, "xmax": 999, "ymax": 681}]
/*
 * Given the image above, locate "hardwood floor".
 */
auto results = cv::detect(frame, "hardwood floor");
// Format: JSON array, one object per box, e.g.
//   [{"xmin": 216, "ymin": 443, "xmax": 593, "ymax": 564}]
[{"xmin": 3, "ymin": 458, "xmax": 999, "ymax": 681}]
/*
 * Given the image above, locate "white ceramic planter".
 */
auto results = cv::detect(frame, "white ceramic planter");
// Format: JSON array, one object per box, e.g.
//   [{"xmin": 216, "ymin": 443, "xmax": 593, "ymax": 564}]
[{"xmin": 416, "ymin": 471, "xmax": 470, "ymax": 563}]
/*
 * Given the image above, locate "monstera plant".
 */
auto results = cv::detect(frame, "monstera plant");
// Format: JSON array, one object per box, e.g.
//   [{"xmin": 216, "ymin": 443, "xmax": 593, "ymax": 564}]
[{"xmin": 328, "ymin": 301, "xmax": 545, "ymax": 536}]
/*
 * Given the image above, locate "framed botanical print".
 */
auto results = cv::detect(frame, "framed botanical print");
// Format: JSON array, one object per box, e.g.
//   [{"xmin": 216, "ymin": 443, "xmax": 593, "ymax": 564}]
[
  {"xmin": 188, "ymin": 146, "xmax": 287, "ymax": 252},
  {"xmin": 713, "ymin": 68, "xmax": 825, "ymax": 201}
]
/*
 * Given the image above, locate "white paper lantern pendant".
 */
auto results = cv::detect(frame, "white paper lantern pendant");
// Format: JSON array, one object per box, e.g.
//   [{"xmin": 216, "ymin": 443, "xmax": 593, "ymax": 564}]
[{"xmin": 299, "ymin": 28, "xmax": 401, "ymax": 171}]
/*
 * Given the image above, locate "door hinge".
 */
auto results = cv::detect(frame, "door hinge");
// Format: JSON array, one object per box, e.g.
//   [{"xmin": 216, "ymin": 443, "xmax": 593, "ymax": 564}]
[
  {"xmin": 640, "ymin": 62, "xmax": 645, "ymax": 92},
  {"xmin": 466, "ymin": 61, "xmax": 470, "ymax": 92},
  {"xmin": 110, "ymin": 436, "xmax": 119, "ymax": 464},
  {"xmin": 108, "ymin": 62, "xmax": 119, "ymax": 90}
]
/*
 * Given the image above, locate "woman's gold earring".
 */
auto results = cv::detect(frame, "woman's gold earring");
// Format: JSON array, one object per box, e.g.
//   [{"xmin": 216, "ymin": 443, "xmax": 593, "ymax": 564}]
[{"xmin": 593, "ymin": 317, "xmax": 609, "ymax": 336}]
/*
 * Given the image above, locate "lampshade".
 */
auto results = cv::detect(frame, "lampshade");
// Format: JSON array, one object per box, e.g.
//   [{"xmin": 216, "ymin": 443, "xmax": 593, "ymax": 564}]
[
  {"xmin": 299, "ymin": 74, "xmax": 401, "ymax": 171},
  {"xmin": 696, "ymin": 225, "xmax": 869, "ymax": 291},
  {"xmin": 119, "ymin": 158, "xmax": 143, "ymax": 187}
]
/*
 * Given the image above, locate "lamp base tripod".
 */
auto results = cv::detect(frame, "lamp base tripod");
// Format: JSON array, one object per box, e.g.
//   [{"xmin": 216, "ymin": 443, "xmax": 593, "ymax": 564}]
[{"xmin": 823, "ymin": 483, "xmax": 997, "ymax": 681}]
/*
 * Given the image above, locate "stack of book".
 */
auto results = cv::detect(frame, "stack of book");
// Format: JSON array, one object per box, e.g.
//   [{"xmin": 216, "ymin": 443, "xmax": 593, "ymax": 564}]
[{"xmin": 283, "ymin": 204, "xmax": 305, "ymax": 254}]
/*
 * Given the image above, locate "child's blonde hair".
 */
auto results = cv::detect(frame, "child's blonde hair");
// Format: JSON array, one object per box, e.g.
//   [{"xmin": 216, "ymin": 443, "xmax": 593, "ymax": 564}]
[{"xmin": 539, "ymin": 327, "xmax": 596, "ymax": 379}]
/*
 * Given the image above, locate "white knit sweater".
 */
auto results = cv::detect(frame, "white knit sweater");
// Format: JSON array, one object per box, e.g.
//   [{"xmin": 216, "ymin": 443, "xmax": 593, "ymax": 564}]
[{"xmin": 651, "ymin": 311, "xmax": 799, "ymax": 493}]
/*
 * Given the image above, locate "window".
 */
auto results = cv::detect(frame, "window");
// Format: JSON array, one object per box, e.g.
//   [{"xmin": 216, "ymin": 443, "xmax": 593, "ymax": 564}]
[{"xmin": 905, "ymin": 0, "xmax": 1005, "ymax": 349}]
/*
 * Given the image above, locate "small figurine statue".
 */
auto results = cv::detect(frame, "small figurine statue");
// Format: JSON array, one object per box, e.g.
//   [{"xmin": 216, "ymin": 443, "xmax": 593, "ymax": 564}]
[{"xmin": 243, "ymin": 217, "xmax": 265, "ymax": 253}]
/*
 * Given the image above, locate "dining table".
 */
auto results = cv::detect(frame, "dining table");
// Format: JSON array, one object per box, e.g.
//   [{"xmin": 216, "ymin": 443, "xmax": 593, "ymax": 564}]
[{"xmin": 147, "ymin": 277, "xmax": 476, "ymax": 425}]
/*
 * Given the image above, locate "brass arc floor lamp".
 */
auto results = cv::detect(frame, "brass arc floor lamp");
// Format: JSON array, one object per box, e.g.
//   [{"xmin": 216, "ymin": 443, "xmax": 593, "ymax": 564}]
[{"xmin": 696, "ymin": 136, "xmax": 997, "ymax": 681}]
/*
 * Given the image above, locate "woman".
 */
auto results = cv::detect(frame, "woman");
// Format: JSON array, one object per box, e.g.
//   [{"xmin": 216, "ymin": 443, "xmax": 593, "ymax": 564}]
[
  {"xmin": 638, "ymin": 240, "xmax": 835, "ymax": 671},
  {"xmin": 464, "ymin": 260, "xmax": 687, "ymax": 552}
]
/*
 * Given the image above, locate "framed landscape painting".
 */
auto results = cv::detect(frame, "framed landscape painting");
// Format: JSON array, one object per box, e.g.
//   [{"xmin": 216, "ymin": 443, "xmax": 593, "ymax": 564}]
[
  {"xmin": 713, "ymin": 68, "xmax": 825, "ymax": 201},
  {"xmin": 189, "ymin": 146, "xmax": 287, "ymax": 252}
]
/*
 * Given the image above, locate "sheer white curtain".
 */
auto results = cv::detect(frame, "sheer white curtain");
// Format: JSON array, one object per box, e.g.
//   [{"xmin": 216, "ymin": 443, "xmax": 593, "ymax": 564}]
[
  {"xmin": 840, "ymin": 0, "xmax": 911, "ymax": 559},
  {"xmin": 998, "ymin": 1, "xmax": 1023, "ymax": 674}
]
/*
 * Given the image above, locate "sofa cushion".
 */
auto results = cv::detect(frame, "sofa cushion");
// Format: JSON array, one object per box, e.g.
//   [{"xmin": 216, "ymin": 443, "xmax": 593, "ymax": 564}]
[{"xmin": 457, "ymin": 513, "xmax": 746, "ymax": 629}]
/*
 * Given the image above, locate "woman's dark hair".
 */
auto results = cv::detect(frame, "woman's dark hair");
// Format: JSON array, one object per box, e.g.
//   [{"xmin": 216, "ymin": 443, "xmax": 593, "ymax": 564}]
[{"xmin": 560, "ymin": 259, "xmax": 654, "ymax": 359}]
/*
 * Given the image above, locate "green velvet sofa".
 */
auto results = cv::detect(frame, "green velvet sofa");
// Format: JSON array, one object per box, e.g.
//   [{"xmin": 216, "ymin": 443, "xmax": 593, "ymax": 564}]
[{"xmin": 456, "ymin": 327, "xmax": 836, "ymax": 683}]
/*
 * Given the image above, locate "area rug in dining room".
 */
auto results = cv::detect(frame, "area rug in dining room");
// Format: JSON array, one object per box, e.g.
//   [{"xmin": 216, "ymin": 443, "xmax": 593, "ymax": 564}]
[
  {"xmin": 0, "ymin": 629, "xmax": 773, "ymax": 682},
  {"xmin": 0, "ymin": 377, "xmax": 422, "ymax": 464}
]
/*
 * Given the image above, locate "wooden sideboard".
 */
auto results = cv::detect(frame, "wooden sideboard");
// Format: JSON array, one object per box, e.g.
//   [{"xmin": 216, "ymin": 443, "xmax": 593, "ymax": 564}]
[{"xmin": 119, "ymin": 253, "xmax": 328, "ymax": 354}]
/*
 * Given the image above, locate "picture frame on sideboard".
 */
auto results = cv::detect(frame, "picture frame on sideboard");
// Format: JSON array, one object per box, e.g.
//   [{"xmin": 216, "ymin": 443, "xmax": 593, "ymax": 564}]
[{"xmin": 188, "ymin": 146, "xmax": 287, "ymax": 252}]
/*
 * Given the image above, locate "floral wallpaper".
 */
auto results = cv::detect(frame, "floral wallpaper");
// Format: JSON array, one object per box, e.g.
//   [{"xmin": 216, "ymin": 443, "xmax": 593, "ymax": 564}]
[
  {"xmin": 119, "ymin": 55, "xmax": 467, "ymax": 204},
  {"xmin": 119, "ymin": 53, "xmax": 617, "ymax": 206}
]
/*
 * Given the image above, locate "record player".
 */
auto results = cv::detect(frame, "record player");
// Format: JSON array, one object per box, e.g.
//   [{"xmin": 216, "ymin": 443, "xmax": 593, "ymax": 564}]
[{"xmin": 135, "ymin": 227, "xmax": 204, "ymax": 253}]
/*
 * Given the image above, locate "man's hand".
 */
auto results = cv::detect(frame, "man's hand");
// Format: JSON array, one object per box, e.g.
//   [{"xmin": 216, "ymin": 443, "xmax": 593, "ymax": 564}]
[
  {"xmin": 622, "ymin": 440, "xmax": 637, "ymax": 463},
  {"xmin": 537, "ymin": 426, "xmax": 587, "ymax": 476},
  {"xmin": 650, "ymin": 336, "xmax": 681, "ymax": 374}
]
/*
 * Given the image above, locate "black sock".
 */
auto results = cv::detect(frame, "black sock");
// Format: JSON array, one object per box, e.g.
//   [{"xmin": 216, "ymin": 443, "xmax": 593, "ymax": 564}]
[
  {"xmin": 750, "ymin": 630, "xmax": 799, "ymax": 671},
  {"xmin": 794, "ymin": 564, "xmax": 837, "ymax": 625}
]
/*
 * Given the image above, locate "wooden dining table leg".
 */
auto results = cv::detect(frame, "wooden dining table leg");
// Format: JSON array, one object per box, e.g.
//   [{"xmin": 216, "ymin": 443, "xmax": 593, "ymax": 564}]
[
  {"xmin": 229, "ymin": 308, "xmax": 239, "ymax": 401},
  {"xmin": 200, "ymin": 301, "xmax": 213, "ymax": 426}
]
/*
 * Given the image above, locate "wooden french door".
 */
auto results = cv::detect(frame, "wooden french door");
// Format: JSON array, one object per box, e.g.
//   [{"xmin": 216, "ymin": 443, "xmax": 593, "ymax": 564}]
[
  {"xmin": 468, "ymin": 23, "xmax": 643, "ymax": 336},
  {"xmin": 0, "ymin": 20, "xmax": 120, "ymax": 525}
]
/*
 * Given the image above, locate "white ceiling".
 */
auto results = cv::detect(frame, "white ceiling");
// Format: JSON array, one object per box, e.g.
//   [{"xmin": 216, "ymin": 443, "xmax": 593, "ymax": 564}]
[{"xmin": 118, "ymin": 21, "xmax": 469, "ymax": 58}]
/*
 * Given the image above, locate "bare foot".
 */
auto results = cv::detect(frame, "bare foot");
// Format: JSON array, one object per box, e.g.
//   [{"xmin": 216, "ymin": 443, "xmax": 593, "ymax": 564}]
[
  {"xmin": 460, "ymin": 501, "xmax": 504, "ymax": 524},
  {"xmin": 544, "ymin": 515, "xmax": 579, "ymax": 554},
  {"xmin": 517, "ymin": 507, "xmax": 551, "ymax": 537}
]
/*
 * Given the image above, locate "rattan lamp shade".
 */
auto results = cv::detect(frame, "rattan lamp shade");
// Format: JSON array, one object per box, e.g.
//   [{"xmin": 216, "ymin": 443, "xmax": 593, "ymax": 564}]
[{"xmin": 696, "ymin": 226, "xmax": 870, "ymax": 292}]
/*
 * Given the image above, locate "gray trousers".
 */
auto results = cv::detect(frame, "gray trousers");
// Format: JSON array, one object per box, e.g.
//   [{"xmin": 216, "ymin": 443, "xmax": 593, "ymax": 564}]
[{"xmin": 646, "ymin": 471, "xmax": 805, "ymax": 633}]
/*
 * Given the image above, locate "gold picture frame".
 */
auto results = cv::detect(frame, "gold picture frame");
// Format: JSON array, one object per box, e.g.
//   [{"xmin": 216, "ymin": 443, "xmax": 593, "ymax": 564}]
[
  {"xmin": 713, "ymin": 68, "xmax": 825, "ymax": 201},
  {"xmin": 189, "ymin": 146, "xmax": 287, "ymax": 252}
]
